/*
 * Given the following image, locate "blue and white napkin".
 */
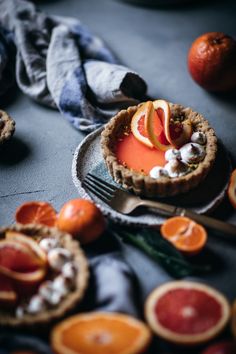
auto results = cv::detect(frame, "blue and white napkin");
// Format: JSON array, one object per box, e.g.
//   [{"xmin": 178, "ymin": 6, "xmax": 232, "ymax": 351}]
[{"xmin": 0, "ymin": 0, "xmax": 147, "ymax": 132}]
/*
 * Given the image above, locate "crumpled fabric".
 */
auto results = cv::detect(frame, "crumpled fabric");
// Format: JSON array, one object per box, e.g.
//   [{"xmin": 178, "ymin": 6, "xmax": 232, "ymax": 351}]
[
  {"xmin": 84, "ymin": 252, "xmax": 141, "ymax": 318},
  {"xmin": 0, "ymin": 0, "xmax": 147, "ymax": 132},
  {"xmin": 0, "ymin": 27, "xmax": 15, "ymax": 97}
]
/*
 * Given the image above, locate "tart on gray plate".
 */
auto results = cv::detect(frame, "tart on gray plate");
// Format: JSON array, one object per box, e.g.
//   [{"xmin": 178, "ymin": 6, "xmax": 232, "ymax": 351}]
[{"xmin": 101, "ymin": 100, "xmax": 217, "ymax": 198}]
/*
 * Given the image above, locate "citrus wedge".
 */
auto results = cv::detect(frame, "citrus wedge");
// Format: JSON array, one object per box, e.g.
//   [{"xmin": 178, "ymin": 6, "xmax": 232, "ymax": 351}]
[
  {"xmin": 145, "ymin": 281, "xmax": 230, "ymax": 346},
  {"xmin": 15, "ymin": 201, "xmax": 57, "ymax": 227},
  {"xmin": 227, "ymin": 169, "xmax": 236, "ymax": 208},
  {"xmin": 131, "ymin": 101, "xmax": 154, "ymax": 148},
  {"xmin": 0, "ymin": 239, "xmax": 46, "ymax": 284},
  {"xmin": 5, "ymin": 231, "xmax": 47, "ymax": 264},
  {"xmin": 51, "ymin": 312, "xmax": 152, "ymax": 354},
  {"xmin": 153, "ymin": 99, "xmax": 192, "ymax": 148},
  {"xmin": 160, "ymin": 216, "xmax": 207, "ymax": 255},
  {"xmin": 146, "ymin": 100, "xmax": 172, "ymax": 151}
]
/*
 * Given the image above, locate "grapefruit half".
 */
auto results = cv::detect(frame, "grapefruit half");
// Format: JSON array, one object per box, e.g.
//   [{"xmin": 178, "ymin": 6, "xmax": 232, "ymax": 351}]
[{"xmin": 145, "ymin": 281, "xmax": 230, "ymax": 346}]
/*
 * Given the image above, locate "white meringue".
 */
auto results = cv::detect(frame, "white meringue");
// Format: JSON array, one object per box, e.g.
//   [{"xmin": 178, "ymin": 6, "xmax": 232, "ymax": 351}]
[
  {"xmin": 27, "ymin": 295, "xmax": 45, "ymax": 314},
  {"xmin": 62, "ymin": 262, "xmax": 77, "ymax": 280},
  {"xmin": 180, "ymin": 143, "xmax": 206, "ymax": 164},
  {"xmin": 39, "ymin": 238, "xmax": 59, "ymax": 253},
  {"xmin": 164, "ymin": 158, "xmax": 189, "ymax": 178},
  {"xmin": 48, "ymin": 248, "xmax": 72, "ymax": 271},
  {"xmin": 165, "ymin": 148, "xmax": 181, "ymax": 161},
  {"xmin": 149, "ymin": 166, "xmax": 169, "ymax": 179},
  {"xmin": 191, "ymin": 131, "xmax": 206, "ymax": 145}
]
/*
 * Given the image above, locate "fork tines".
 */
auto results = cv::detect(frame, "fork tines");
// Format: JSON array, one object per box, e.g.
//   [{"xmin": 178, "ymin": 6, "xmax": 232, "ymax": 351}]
[{"xmin": 83, "ymin": 173, "xmax": 116, "ymax": 203}]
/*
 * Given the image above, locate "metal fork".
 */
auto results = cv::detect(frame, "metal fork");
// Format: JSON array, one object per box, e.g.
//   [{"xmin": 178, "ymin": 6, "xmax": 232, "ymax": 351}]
[{"xmin": 83, "ymin": 173, "xmax": 236, "ymax": 238}]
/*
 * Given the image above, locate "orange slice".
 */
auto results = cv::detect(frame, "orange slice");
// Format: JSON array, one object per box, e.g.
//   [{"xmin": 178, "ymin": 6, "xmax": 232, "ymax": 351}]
[
  {"xmin": 0, "ymin": 239, "xmax": 46, "ymax": 283},
  {"xmin": 0, "ymin": 273, "xmax": 17, "ymax": 306},
  {"xmin": 160, "ymin": 216, "xmax": 207, "ymax": 255},
  {"xmin": 131, "ymin": 101, "xmax": 154, "ymax": 148},
  {"xmin": 6, "ymin": 231, "xmax": 47, "ymax": 264},
  {"xmin": 51, "ymin": 312, "xmax": 152, "ymax": 354},
  {"xmin": 153, "ymin": 99, "xmax": 192, "ymax": 148},
  {"xmin": 145, "ymin": 281, "xmax": 230, "ymax": 346},
  {"xmin": 227, "ymin": 169, "xmax": 236, "ymax": 208},
  {"xmin": 146, "ymin": 100, "xmax": 172, "ymax": 151},
  {"xmin": 15, "ymin": 201, "xmax": 57, "ymax": 227}
]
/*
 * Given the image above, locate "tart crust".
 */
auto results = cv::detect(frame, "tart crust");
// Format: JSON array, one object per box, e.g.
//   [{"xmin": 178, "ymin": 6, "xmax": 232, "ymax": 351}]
[
  {"xmin": 0, "ymin": 110, "xmax": 15, "ymax": 144},
  {"xmin": 101, "ymin": 102, "xmax": 217, "ymax": 198},
  {"xmin": 0, "ymin": 224, "xmax": 89, "ymax": 327}
]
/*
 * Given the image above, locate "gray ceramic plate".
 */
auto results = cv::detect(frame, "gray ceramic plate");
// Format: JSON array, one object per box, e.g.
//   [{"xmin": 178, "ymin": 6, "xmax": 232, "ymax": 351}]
[{"xmin": 72, "ymin": 127, "xmax": 231, "ymax": 226}]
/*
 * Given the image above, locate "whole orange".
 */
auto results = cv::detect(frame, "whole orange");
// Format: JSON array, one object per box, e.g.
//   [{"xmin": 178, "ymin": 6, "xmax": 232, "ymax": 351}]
[
  {"xmin": 188, "ymin": 32, "xmax": 236, "ymax": 91},
  {"xmin": 57, "ymin": 199, "xmax": 105, "ymax": 244}
]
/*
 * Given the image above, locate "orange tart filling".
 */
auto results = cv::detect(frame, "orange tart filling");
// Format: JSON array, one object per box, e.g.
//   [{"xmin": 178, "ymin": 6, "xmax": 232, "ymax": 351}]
[{"xmin": 116, "ymin": 132, "xmax": 166, "ymax": 175}]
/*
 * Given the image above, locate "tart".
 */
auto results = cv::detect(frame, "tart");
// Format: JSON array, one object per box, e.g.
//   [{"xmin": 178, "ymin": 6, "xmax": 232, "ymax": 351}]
[
  {"xmin": 0, "ymin": 110, "xmax": 15, "ymax": 144},
  {"xmin": 0, "ymin": 224, "xmax": 89, "ymax": 327},
  {"xmin": 101, "ymin": 100, "xmax": 217, "ymax": 197}
]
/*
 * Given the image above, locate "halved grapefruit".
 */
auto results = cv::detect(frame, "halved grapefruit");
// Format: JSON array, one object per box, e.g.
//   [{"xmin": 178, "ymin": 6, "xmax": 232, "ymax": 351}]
[
  {"xmin": 51, "ymin": 312, "xmax": 152, "ymax": 354},
  {"xmin": 201, "ymin": 340, "xmax": 236, "ymax": 354},
  {"xmin": 153, "ymin": 100, "xmax": 192, "ymax": 148},
  {"xmin": 227, "ymin": 169, "xmax": 236, "ymax": 208},
  {"xmin": 0, "ymin": 273, "xmax": 17, "ymax": 306},
  {"xmin": 145, "ymin": 281, "xmax": 230, "ymax": 346},
  {"xmin": 0, "ymin": 239, "xmax": 46, "ymax": 284}
]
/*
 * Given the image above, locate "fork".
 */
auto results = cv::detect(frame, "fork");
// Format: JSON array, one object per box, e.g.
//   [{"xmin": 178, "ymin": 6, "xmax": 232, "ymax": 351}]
[{"xmin": 83, "ymin": 173, "xmax": 236, "ymax": 238}]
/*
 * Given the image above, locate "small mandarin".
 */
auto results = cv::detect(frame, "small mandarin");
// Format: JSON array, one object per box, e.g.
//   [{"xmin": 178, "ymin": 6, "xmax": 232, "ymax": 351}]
[{"xmin": 57, "ymin": 199, "xmax": 105, "ymax": 244}]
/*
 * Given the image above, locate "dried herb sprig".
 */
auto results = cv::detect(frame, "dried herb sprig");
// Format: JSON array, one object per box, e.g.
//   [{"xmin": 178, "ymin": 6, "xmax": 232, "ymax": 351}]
[{"xmin": 112, "ymin": 226, "xmax": 211, "ymax": 278}]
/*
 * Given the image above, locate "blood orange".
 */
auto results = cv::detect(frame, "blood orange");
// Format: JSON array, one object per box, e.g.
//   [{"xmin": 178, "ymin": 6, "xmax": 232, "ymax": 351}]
[
  {"xmin": 0, "ymin": 239, "xmax": 46, "ymax": 284},
  {"xmin": 153, "ymin": 100, "xmax": 192, "ymax": 148},
  {"xmin": 188, "ymin": 32, "xmax": 236, "ymax": 92},
  {"xmin": 145, "ymin": 281, "xmax": 230, "ymax": 346},
  {"xmin": 57, "ymin": 199, "xmax": 105, "ymax": 244},
  {"xmin": 6, "ymin": 231, "xmax": 47, "ymax": 264},
  {"xmin": 131, "ymin": 101, "xmax": 154, "ymax": 148},
  {"xmin": 201, "ymin": 341, "xmax": 236, "ymax": 354},
  {"xmin": 146, "ymin": 100, "xmax": 172, "ymax": 151},
  {"xmin": 51, "ymin": 312, "xmax": 152, "ymax": 354},
  {"xmin": 227, "ymin": 169, "xmax": 236, "ymax": 209},
  {"xmin": 15, "ymin": 201, "xmax": 57, "ymax": 227}
]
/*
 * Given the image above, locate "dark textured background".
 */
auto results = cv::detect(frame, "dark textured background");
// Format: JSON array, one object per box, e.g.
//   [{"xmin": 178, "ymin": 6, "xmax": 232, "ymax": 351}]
[{"xmin": 0, "ymin": 0, "xmax": 236, "ymax": 350}]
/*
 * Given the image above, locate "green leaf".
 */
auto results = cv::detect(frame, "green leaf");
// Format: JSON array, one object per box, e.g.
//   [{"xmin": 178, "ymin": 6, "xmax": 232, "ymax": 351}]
[{"xmin": 112, "ymin": 226, "xmax": 211, "ymax": 278}]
